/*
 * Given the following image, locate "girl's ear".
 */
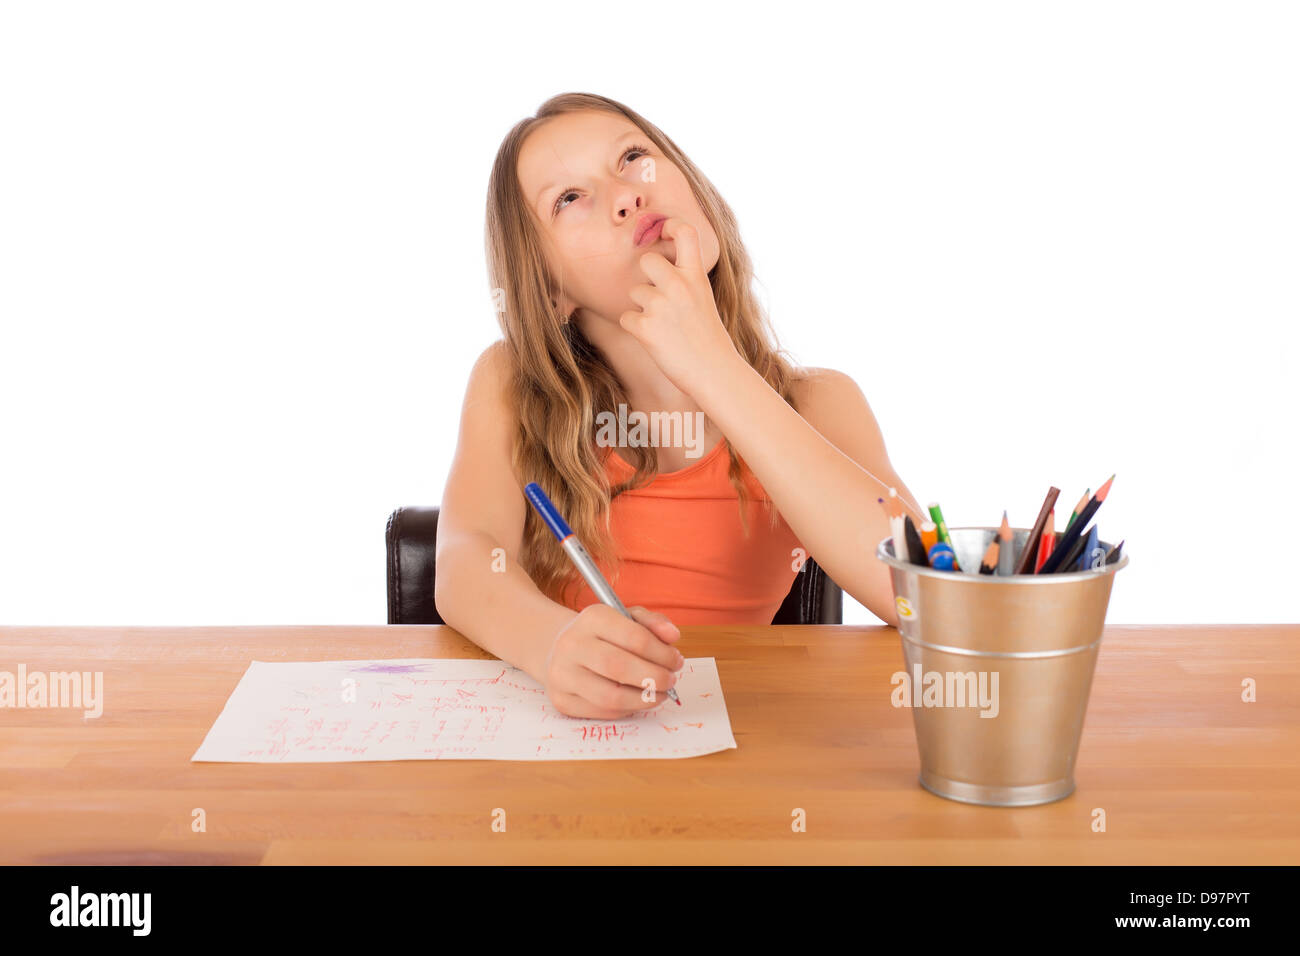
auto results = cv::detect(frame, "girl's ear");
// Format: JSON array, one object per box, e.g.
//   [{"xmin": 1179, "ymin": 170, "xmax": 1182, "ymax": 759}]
[{"xmin": 551, "ymin": 295, "xmax": 577, "ymax": 324}]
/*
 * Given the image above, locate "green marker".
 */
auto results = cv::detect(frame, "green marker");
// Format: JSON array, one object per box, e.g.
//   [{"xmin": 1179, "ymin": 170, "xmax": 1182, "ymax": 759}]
[{"xmin": 927, "ymin": 501, "xmax": 960, "ymax": 571}]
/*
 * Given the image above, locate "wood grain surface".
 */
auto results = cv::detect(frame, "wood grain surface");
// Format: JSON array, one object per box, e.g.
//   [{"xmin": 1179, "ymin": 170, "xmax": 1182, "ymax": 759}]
[{"xmin": 0, "ymin": 624, "xmax": 1295, "ymax": 865}]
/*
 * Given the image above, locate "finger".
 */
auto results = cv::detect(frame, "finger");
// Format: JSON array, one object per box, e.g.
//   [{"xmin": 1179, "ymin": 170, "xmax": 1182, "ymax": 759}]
[
  {"xmin": 625, "ymin": 283, "xmax": 660, "ymax": 310},
  {"xmin": 637, "ymin": 251, "xmax": 682, "ymax": 290},
  {"xmin": 585, "ymin": 634, "xmax": 680, "ymax": 696},
  {"xmin": 626, "ymin": 605, "xmax": 683, "ymax": 647},
  {"xmin": 659, "ymin": 218, "xmax": 702, "ymax": 274},
  {"xmin": 590, "ymin": 604, "xmax": 685, "ymax": 675},
  {"xmin": 567, "ymin": 657, "xmax": 672, "ymax": 713},
  {"xmin": 617, "ymin": 309, "xmax": 645, "ymax": 336},
  {"xmin": 550, "ymin": 689, "xmax": 635, "ymax": 721}
]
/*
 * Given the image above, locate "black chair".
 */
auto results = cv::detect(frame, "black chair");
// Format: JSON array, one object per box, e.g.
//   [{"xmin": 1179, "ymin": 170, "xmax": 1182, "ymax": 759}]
[{"xmin": 387, "ymin": 506, "xmax": 842, "ymax": 626}]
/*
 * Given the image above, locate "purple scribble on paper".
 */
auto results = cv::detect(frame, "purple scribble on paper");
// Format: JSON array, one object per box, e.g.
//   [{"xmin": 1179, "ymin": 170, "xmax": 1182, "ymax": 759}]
[{"xmin": 350, "ymin": 663, "xmax": 432, "ymax": 674}]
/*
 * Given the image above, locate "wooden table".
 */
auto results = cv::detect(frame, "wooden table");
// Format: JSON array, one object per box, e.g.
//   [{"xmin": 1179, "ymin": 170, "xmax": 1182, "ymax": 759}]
[{"xmin": 0, "ymin": 624, "xmax": 1296, "ymax": 865}]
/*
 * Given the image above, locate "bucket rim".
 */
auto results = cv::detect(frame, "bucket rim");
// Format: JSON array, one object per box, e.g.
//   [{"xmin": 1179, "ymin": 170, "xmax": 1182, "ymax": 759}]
[{"xmin": 875, "ymin": 524, "xmax": 1130, "ymax": 583}]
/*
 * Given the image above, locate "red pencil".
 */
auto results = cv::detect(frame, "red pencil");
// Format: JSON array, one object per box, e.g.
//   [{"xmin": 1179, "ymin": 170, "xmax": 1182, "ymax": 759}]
[{"xmin": 1034, "ymin": 510, "xmax": 1056, "ymax": 572}]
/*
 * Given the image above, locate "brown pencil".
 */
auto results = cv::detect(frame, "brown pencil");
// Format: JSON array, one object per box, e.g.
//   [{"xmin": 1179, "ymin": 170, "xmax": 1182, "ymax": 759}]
[{"xmin": 1013, "ymin": 486, "xmax": 1061, "ymax": 575}]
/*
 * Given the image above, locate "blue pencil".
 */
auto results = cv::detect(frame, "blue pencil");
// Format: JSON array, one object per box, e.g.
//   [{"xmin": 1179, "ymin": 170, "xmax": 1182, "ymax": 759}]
[
  {"xmin": 523, "ymin": 482, "xmax": 681, "ymax": 705},
  {"xmin": 1077, "ymin": 524, "xmax": 1102, "ymax": 571}
]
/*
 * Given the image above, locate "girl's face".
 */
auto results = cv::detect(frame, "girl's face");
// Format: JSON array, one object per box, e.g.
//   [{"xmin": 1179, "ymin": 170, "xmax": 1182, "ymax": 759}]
[{"xmin": 517, "ymin": 109, "xmax": 721, "ymax": 327}]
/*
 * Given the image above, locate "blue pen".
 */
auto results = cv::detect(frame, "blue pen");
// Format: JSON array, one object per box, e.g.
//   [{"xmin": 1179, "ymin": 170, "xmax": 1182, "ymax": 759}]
[{"xmin": 524, "ymin": 482, "xmax": 681, "ymax": 705}]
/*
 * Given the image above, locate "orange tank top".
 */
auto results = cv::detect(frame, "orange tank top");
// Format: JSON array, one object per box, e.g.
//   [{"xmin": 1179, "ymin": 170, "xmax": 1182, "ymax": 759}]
[{"xmin": 557, "ymin": 438, "xmax": 805, "ymax": 625}]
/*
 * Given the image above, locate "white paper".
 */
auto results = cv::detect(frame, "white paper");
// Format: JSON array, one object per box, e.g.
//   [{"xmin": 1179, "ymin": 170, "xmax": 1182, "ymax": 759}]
[{"xmin": 191, "ymin": 657, "xmax": 737, "ymax": 762}]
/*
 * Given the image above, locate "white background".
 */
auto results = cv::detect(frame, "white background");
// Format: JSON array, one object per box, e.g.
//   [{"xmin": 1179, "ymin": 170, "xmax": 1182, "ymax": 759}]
[{"xmin": 1, "ymin": 1, "xmax": 1295, "ymax": 626}]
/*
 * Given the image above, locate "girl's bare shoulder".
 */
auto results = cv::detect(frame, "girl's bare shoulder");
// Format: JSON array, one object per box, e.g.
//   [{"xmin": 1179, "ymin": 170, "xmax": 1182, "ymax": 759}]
[
  {"xmin": 789, "ymin": 365, "xmax": 857, "ymax": 410},
  {"xmin": 788, "ymin": 365, "xmax": 890, "ymax": 463}
]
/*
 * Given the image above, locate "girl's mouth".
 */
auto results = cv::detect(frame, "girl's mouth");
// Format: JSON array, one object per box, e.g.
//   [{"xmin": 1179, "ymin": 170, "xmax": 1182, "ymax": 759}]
[{"xmin": 635, "ymin": 215, "xmax": 667, "ymax": 246}]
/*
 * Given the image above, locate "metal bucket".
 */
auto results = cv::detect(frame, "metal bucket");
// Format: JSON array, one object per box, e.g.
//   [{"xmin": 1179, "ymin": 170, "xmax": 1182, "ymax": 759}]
[{"xmin": 876, "ymin": 526, "xmax": 1129, "ymax": 807}]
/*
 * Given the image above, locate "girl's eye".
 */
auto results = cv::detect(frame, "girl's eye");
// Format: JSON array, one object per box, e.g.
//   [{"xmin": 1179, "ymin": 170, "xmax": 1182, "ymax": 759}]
[{"xmin": 552, "ymin": 144, "xmax": 652, "ymax": 215}]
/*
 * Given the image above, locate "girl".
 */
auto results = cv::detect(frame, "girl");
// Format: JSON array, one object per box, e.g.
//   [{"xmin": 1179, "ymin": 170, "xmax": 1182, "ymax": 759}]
[{"xmin": 437, "ymin": 92, "xmax": 926, "ymax": 720}]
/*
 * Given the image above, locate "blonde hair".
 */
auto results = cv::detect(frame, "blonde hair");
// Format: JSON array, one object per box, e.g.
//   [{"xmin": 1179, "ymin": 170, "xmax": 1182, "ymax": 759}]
[{"xmin": 485, "ymin": 92, "xmax": 805, "ymax": 606}]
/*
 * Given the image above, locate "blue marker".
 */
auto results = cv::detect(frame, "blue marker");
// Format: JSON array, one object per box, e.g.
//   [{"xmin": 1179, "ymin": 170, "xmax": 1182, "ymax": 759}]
[
  {"xmin": 524, "ymin": 482, "xmax": 681, "ymax": 705},
  {"xmin": 928, "ymin": 542, "xmax": 956, "ymax": 571}
]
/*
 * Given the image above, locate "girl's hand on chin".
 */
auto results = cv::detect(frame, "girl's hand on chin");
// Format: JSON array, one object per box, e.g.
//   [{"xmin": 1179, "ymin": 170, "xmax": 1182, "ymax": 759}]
[{"xmin": 618, "ymin": 218, "xmax": 741, "ymax": 398}]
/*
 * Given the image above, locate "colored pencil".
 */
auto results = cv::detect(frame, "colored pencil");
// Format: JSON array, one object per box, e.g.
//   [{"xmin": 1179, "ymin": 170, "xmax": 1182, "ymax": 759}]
[
  {"xmin": 876, "ymin": 497, "xmax": 895, "ymax": 556},
  {"xmin": 877, "ymin": 495, "xmax": 906, "ymax": 564},
  {"xmin": 997, "ymin": 510, "xmax": 1015, "ymax": 576},
  {"xmin": 978, "ymin": 538, "xmax": 999, "ymax": 575},
  {"xmin": 1076, "ymin": 524, "xmax": 1102, "ymax": 570},
  {"xmin": 1066, "ymin": 488, "xmax": 1090, "ymax": 534},
  {"xmin": 1033, "ymin": 509, "xmax": 1056, "ymax": 572},
  {"xmin": 1052, "ymin": 523, "xmax": 1093, "ymax": 574},
  {"xmin": 887, "ymin": 491, "xmax": 906, "ymax": 565},
  {"xmin": 903, "ymin": 514, "xmax": 929, "ymax": 566},
  {"xmin": 1039, "ymin": 475, "xmax": 1115, "ymax": 574},
  {"xmin": 1013, "ymin": 486, "xmax": 1060, "ymax": 574}
]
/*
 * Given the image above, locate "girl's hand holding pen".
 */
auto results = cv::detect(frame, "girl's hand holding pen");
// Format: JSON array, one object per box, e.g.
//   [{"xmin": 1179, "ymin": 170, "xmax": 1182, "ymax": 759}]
[
  {"xmin": 522, "ymin": 483, "xmax": 685, "ymax": 717},
  {"xmin": 542, "ymin": 604, "xmax": 685, "ymax": 720},
  {"xmin": 618, "ymin": 218, "xmax": 740, "ymax": 398}
]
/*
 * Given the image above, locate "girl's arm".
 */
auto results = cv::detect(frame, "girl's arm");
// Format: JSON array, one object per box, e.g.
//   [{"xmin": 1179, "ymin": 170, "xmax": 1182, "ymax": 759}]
[
  {"xmin": 698, "ymin": 355, "xmax": 923, "ymax": 628},
  {"xmin": 619, "ymin": 220, "xmax": 926, "ymax": 628},
  {"xmin": 435, "ymin": 342, "xmax": 577, "ymax": 682}
]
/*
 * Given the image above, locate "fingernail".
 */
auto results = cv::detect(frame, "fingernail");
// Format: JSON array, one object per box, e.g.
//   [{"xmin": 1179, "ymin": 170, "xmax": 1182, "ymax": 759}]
[{"xmin": 675, "ymin": 651, "xmax": 685, "ymax": 667}]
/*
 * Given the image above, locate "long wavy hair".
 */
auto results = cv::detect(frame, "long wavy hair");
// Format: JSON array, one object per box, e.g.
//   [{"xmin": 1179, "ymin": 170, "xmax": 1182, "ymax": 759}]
[{"xmin": 485, "ymin": 92, "xmax": 806, "ymax": 606}]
